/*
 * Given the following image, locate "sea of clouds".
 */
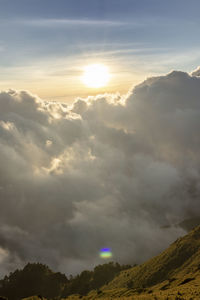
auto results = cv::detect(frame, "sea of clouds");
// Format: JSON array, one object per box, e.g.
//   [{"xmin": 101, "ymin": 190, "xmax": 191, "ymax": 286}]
[{"xmin": 0, "ymin": 67, "xmax": 200, "ymax": 276}]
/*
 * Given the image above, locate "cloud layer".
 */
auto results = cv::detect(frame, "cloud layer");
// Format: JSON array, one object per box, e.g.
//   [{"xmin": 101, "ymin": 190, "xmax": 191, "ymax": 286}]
[{"xmin": 1, "ymin": 69, "xmax": 200, "ymax": 276}]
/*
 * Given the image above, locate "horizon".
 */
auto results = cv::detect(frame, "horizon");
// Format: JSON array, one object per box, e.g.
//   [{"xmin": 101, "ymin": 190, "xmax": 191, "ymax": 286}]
[{"xmin": 1, "ymin": 0, "xmax": 200, "ymax": 102}]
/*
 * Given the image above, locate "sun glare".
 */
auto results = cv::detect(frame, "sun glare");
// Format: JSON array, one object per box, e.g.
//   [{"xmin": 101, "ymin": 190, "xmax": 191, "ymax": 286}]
[{"xmin": 82, "ymin": 64, "xmax": 110, "ymax": 88}]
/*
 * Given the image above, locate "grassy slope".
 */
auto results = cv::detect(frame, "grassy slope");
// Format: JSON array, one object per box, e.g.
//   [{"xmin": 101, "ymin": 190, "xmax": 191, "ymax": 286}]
[
  {"xmin": 65, "ymin": 226, "xmax": 200, "ymax": 299},
  {"xmin": 105, "ymin": 225, "xmax": 200, "ymax": 289}
]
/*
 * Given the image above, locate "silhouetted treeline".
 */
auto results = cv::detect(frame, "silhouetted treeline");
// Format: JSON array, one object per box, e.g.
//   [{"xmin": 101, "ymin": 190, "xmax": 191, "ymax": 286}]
[
  {"xmin": 0, "ymin": 262, "xmax": 132, "ymax": 299},
  {"xmin": 0, "ymin": 263, "xmax": 67, "ymax": 300}
]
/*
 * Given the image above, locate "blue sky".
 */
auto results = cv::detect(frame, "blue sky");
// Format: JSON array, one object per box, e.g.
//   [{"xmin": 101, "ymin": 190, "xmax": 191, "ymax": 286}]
[{"xmin": 0, "ymin": 0, "xmax": 200, "ymax": 101}]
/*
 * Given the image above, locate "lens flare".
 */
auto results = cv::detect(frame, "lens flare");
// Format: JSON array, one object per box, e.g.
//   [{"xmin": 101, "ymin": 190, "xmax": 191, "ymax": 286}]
[{"xmin": 100, "ymin": 248, "xmax": 112, "ymax": 259}]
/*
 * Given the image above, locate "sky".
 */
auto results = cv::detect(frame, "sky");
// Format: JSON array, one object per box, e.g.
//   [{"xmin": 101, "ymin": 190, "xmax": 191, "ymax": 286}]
[
  {"xmin": 1, "ymin": 0, "xmax": 200, "ymax": 278},
  {"xmin": 0, "ymin": 0, "xmax": 200, "ymax": 101}
]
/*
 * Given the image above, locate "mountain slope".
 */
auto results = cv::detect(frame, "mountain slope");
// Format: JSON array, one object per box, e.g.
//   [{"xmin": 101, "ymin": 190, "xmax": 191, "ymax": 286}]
[
  {"xmin": 77, "ymin": 225, "xmax": 200, "ymax": 299},
  {"xmin": 106, "ymin": 225, "xmax": 200, "ymax": 289}
]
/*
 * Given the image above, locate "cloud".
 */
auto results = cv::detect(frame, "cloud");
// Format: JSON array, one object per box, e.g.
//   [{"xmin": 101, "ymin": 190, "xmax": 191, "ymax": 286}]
[
  {"xmin": 1, "ymin": 69, "xmax": 200, "ymax": 276},
  {"xmin": 19, "ymin": 18, "xmax": 128, "ymax": 27}
]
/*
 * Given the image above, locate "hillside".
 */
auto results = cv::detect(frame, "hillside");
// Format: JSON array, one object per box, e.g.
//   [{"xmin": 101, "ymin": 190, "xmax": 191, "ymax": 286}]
[
  {"xmin": 76, "ymin": 225, "xmax": 200, "ymax": 299},
  {"xmin": 106, "ymin": 225, "xmax": 200, "ymax": 288}
]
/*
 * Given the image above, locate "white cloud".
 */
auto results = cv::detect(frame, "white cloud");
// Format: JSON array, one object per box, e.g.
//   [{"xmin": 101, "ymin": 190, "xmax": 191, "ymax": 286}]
[
  {"xmin": 1, "ymin": 68, "xmax": 200, "ymax": 276},
  {"xmin": 19, "ymin": 18, "xmax": 127, "ymax": 27}
]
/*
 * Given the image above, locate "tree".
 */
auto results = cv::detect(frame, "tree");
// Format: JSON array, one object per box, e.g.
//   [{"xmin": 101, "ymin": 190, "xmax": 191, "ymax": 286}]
[{"xmin": 0, "ymin": 263, "xmax": 68, "ymax": 300}]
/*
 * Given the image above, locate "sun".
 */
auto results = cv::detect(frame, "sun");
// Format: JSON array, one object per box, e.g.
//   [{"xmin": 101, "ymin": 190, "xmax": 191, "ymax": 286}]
[{"xmin": 81, "ymin": 64, "xmax": 110, "ymax": 88}]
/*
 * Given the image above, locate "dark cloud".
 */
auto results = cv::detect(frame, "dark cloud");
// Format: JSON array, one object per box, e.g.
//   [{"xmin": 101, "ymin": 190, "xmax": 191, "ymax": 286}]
[{"xmin": 1, "ymin": 69, "xmax": 200, "ymax": 276}]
